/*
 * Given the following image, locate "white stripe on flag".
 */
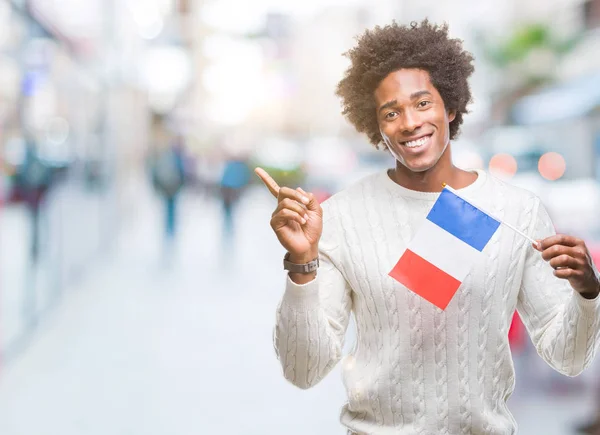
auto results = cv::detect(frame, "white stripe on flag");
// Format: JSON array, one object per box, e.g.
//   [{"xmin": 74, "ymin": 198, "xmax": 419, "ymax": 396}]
[{"xmin": 408, "ymin": 218, "xmax": 483, "ymax": 282}]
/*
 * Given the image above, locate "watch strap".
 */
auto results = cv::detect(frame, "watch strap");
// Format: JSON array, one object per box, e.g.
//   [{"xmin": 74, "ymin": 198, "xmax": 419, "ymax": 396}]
[{"xmin": 283, "ymin": 252, "xmax": 319, "ymax": 274}]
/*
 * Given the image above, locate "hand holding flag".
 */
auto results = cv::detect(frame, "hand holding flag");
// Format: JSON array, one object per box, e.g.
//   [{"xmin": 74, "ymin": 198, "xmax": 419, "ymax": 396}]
[
  {"xmin": 534, "ymin": 235, "xmax": 600, "ymax": 299},
  {"xmin": 389, "ymin": 182, "xmax": 600, "ymax": 308}
]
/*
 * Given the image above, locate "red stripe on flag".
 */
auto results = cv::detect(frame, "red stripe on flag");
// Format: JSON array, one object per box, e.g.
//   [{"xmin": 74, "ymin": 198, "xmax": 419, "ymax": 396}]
[{"xmin": 389, "ymin": 249, "xmax": 461, "ymax": 310}]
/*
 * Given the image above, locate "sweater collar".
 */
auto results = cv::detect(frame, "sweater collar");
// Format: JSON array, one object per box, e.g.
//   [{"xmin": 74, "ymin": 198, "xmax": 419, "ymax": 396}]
[{"xmin": 381, "ymin": 168, "xmax": 487, "ymax": 201}]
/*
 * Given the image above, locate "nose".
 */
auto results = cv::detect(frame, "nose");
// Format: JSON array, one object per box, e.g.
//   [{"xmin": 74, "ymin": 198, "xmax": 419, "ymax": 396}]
[{"xmin": 401, "ymin": 109, "xmax": 423, "ymax": 133}]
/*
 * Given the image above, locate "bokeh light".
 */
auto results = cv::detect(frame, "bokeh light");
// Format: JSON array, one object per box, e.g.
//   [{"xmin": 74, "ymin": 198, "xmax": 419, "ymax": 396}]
[
  {"xmin": 488, "ymin": 153, "xmax": 518, "ymax": 178},
  {"xmin": 538, "ymin": 151, "xmax": 566, "ymax": 181}
]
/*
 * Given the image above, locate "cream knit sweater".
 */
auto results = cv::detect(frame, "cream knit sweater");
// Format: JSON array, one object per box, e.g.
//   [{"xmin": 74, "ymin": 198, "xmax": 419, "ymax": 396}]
[{"xmin": 274, "ymin": 169, "xmax": 600, "ymax": 435}]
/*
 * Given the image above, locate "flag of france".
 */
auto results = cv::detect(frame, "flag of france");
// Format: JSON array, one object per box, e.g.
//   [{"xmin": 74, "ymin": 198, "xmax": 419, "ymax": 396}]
[{"xmin": 389, "ymin": 188, "xmax": 501, "ymax": 310}]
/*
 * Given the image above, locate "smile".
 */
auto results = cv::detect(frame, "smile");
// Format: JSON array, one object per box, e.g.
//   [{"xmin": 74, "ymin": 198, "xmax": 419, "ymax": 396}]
[{"xmin": 401, "ymin": 134, "xmax": 432, "ymax": 148}]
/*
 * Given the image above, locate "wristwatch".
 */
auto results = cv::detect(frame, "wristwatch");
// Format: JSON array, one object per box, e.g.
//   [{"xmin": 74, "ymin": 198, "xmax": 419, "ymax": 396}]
[{"xmin": 283, "ymin": 252, "xmax": 319, "ymax": 274}]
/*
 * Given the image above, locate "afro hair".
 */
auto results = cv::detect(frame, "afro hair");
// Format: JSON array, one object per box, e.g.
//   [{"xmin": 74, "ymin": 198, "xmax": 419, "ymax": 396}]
[{"xmin": 335, "ymin": 19, "xmax": 475, "ymax": 149}]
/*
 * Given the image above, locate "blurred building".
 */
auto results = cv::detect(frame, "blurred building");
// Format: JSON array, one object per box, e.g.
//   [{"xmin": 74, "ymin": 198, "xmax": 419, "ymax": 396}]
[{"xmin": 0, "ymin": 0, "xmax": 197, "ymax": 361}]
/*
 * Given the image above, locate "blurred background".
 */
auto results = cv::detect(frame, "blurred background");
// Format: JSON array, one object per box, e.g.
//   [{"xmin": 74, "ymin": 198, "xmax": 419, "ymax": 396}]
[{"xmin": 0, "ymin": 0, "xmax": 598, "ymax": 434}]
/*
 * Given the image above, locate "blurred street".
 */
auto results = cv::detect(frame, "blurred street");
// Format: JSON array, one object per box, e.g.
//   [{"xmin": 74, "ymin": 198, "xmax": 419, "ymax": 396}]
[
  {"xmin": 0, "ymin": 182, "xmax": 350, "ymax": 435},
  {"xmin": 0, "ymin": 179, "xmax": 596, "ymax": 435}
]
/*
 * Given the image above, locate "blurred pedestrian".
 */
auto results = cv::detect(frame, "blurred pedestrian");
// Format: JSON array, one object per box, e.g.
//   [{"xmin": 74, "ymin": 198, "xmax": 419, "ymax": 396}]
[
  {"xmin": 257, "ymin": 20, "xmax": 600, "ymax": 435},
  {"xmin": 151, "ymin": 135, "xmax": 186, "ymax": 244},
  {"xmin": 219, "ymin": 156, "xmax": 251, "ymax": 239},
  {"xmin": 13, "ymin": 140, "xmax": 53, "ymax": 329},
  {"xmin": 14, "ymin": 141, "xmax": 53, "ymax": 262}
]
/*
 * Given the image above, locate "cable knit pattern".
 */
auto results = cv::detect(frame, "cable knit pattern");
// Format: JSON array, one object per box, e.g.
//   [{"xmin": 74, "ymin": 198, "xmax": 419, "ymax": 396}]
[
  {"xmin": 563, "ymin": 310, "xmax": 578, "ymax": 372},
  {"xmin": 387, "ymin": 191, "xmax": 408, "ymax": 427},
  {"xmin": 434, "ymin": 308, "xmax": 449, "ymax": 434},
  {"xmin": 388, "ymin": 192, "xmax": 428, "ymax": 432},
  {"xmin": 408, "ymin": 290, "xmax": 425, "ymax": 432},
  {"xmin": 306, "ymin": 308, "xmax": 317, "ymax": 386},
  {"xmin": 339, "ymin": 194, "xmax": 377, "ymax": 421},
  {"xmin": 274, "ymin": 169, "xmax": 600, "ymax": 434},
  {"xmin": 457, "ymin": 273, "xmax": 472, "ymax": 435},
  {"xmin": 362, "ymin": 180, "xmax": 386, "ymax": 425},
  {"xmin": 585, "ymin": 314, "xmax": 600, "ymax": 367},
  {"xmin": 488, "ymin": 193, "xmax": 534, "ymax": 432},
  {"xmin": 478, "ymin": 181, "xmax": 503, "ymax": 422},
  {"xmin": 480, "ymin": 180, "xmax": 505, "ymax": 434},
  {"xmin": 285, "ymin": 312, "xmax": 297, "ymax": 382}
]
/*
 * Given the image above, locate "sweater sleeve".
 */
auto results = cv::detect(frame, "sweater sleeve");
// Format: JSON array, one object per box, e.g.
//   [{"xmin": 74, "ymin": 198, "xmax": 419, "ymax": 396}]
[
  {"xmin": 273, "ymin": 204, "xmax": 353, "ymax": 389},
  {"xmin": 516, "ymin": 198, "xmax": 600, "ymax": 377}
]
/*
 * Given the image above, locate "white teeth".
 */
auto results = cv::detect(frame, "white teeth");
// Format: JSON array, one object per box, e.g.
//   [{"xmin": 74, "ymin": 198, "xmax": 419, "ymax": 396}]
[{"xmin": 403, "ymin": 135, "xmax": 430, "ymax": 148}]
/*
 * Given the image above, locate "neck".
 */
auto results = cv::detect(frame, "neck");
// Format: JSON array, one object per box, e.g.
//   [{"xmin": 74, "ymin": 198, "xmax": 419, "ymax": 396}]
[{"xmin": 390, "ymin": 144, "xmax": 473, "ymax": 192}]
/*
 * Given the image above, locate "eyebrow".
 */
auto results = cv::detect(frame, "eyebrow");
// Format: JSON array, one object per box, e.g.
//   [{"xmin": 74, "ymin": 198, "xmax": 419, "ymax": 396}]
[
  {"xmin": 378, "ymin": 99, "xmax": 397, "ymax": 114},
  {"xmin": 377, "ymin": 90, "xmax": 433, "ymax": 114}
]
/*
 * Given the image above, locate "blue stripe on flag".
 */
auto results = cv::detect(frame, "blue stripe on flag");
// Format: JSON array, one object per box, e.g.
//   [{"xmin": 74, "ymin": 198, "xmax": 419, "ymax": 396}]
[{"xmin": 426, "ymin": 188, "xmax": 500, "ymax": 251}]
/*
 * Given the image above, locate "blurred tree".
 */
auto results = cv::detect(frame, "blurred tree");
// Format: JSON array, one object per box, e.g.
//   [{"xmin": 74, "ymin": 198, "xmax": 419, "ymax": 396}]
[
  {"xmin": 475, "ymin": 23, "xmax": 583, "ymax": 123},
  {"xmin": 482, "ymin": 24, "xmax": 580, "ymax": 71},
  {"xmin": 248, "ymin": 164, "xmax": 304, "ymax": 188}
]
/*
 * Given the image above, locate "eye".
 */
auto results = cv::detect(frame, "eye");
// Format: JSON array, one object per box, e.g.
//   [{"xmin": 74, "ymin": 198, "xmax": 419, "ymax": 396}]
[
  {"xmin": 417, "ymin": 100, "xmax": 431, "ymax": 108},
  {"xmin": 384, "ymin": 111, "xmax": 398, "ymax": 120}
]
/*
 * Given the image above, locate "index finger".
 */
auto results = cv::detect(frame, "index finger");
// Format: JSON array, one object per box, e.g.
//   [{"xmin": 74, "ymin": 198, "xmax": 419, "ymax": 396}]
[
  {"xmin": 538, "ymin": 234, "xmax": 581, "ymax": 251},
  {"xmin": 254, "ymin": 167, "xmax": 280, "ymax": 198}
]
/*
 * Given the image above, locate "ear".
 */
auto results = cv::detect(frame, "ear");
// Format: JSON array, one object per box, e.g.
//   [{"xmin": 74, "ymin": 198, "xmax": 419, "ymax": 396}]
[{"xmin": 447, "ymin": 109, "xmax": 456, "ymax": 123}]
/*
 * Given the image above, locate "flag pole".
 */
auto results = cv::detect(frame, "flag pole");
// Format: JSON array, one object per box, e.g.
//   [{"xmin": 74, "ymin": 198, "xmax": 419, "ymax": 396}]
[{"xmin": 442, "ymin": 183, "xmax": 539, "ymax": 247}]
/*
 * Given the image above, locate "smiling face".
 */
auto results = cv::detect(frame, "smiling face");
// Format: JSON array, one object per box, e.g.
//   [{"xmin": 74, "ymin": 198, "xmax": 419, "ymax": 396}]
[{"xmin": 375, "ymin": 68, "xmax": 456, "ymax": 173}]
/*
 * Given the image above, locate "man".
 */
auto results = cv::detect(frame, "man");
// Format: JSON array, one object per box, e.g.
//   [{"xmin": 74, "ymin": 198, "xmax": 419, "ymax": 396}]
[{"xmin": 255, "ymin": 20, "xmax": 600, "ymax": 434}]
